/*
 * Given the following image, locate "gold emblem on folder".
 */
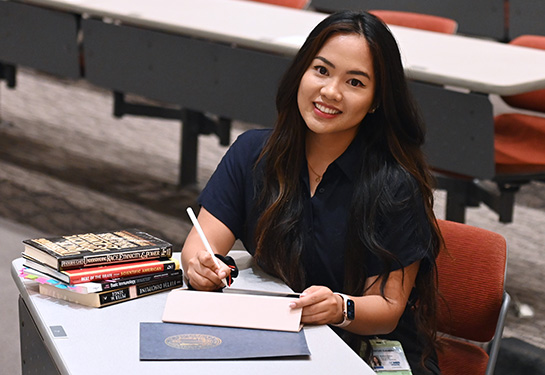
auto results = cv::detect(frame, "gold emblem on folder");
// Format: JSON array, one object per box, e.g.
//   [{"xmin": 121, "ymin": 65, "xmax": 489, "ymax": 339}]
[{"xmin": 165, "ymin": 334, "xmax": 222, "ymax": 350}]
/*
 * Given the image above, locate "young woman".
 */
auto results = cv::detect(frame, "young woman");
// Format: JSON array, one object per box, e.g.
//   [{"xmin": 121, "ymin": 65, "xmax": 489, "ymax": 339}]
[{"xmin": 181, "ymin": 11, "xmax": 442, "ymax": 374}]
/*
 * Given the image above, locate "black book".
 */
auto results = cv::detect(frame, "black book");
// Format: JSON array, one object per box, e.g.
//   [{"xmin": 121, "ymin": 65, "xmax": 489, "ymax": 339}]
[{"xmin": 23, "ymin": 228, "xmax": 173, "ymax": 271}]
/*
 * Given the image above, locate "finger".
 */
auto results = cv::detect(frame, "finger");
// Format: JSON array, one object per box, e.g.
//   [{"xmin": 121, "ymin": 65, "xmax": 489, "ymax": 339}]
[
  {"xmin": 186, "ymin": 267, "xmax": 221, "ymax": 290},
  {"xmin": 300, "ymin": 300, "xmax": 340, "ymax": 325},
  {"xmin": 300, "ymin": 310, "xmax": 332, "ymax": 325},
  {"xmin": 289, "ymin": 286, "xmax": 326, "ymax": 308},
  {"xmin": 197, "ymin": 251, "xmax": 220, "ymax": 269},
  {"xmin": 292, "ymin": 288, "xmax": 342, "ymax": 325},
  {"xmin": 216, "ymin": 262, "xmax": 232, "ymax": 280},
  {"xmin": 199, "ymin": 252, "xmax": 233, "ymax": 279},
  {"xmin": 289, "ymin": 293, "xmax": 324, "ymax": 310},
  {"xmin": 187, "ymin": 252, "xmax": 228, "ymax": 290}
]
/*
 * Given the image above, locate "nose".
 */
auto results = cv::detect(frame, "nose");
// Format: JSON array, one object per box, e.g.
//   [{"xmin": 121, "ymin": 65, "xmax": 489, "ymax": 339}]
[{"xmin": 320, "ymin": 79, "xmax": 342, "ymax": 102}]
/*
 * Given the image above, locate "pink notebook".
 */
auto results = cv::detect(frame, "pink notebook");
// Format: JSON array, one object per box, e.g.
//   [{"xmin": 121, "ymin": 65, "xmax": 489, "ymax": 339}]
[{"xmin": 162, "ymin": 289, "xmax": 303, "ymax": 332}]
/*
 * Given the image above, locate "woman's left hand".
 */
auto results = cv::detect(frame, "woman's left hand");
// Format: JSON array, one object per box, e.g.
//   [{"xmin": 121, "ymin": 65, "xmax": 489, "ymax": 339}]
[{"xmin": 289, "ymin": 285, "xmax": 344, "ymax": 325}]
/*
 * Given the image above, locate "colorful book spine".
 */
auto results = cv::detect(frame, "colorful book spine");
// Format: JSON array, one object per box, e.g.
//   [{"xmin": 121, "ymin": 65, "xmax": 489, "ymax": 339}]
[
  {"xmin": 20, "ymin": 267, "xmax": 183, "ymax": 294},
  {"xmin": 24, "ymin": 256, "xmax": 179, "ymax": 284},
  {"xmin": 39, "ymin": 276, "xmax": 183, "ymax": 308}
]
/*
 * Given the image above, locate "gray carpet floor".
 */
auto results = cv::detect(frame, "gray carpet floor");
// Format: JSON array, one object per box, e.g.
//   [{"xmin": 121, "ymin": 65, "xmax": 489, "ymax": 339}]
[{"xmin": 1, "ymin": 69, "xmax": 544, "ymax": 374}]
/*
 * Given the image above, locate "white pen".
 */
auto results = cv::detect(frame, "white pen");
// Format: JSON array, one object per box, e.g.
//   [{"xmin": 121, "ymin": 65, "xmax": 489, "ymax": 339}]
[{"xmin": 186, "ymin": 207, "xmax": 228, "ymax": 287}]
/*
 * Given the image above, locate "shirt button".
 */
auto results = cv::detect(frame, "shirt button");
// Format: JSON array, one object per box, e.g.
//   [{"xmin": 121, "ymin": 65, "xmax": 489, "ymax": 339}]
[{"xmin": 318, "ymin": 188, "xmax": 325, "ymax": 194}]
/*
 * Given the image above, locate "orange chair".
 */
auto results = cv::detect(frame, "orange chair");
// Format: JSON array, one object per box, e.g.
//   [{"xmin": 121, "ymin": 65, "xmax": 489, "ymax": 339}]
[
  {"xmin": 436, "ymin": 35, "xmax": 545, "ymax": 223},
  {"xmin": 369, "ymin": 10, "xmax": 458, "ymax": 34},
  {"xmin": 248, "ymin": 0, "xmax": 309, "ymax": 9},
  {"xmin": 436, "ymin": 220, "xmax": 510, "ymax": 375},
  {"xmin": 495, "ymin": 35, "xmax": 545, "ymax": 171}
]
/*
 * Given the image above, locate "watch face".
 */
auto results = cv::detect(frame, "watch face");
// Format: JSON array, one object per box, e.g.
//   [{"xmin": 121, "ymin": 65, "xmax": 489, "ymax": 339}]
[{"xmin": 346, "ymin": 299, "xmax": 355, "ymax": 320}]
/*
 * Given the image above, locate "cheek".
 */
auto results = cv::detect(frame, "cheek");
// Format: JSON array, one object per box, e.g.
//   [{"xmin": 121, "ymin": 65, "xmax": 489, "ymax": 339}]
[
  {"xmin": 298, "ymin": 71, "xmax": 315, "ymax": 98},
  {"xmin": 349, "ymin": 99, "xmax": 373, "ymax": 123},
  {"xmin": 297, "ymin": 81, "xmax": 309, "ymax": 112},
  {"xmin": 296, "ymin": 88, "xmax": 304, "ymax": 114},
  {"xmin": 357, "ymin": 95, "xmax": 375, "ymax": 114}
]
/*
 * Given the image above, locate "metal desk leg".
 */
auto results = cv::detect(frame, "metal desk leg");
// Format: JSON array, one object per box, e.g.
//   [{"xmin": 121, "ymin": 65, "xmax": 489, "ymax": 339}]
[
  {"xmin": 0, "ymin": 62, "xmax": 16, "ymax": 127},
  {"xmin": 19, "ymin": 297, "xmax": 61, "ymax": 375},
  {"xmin": 112, "ymin": 92, "xmax": 231, "ymax": 187},
  {"xmin": 0, "ymin": 62, "xmax": 17, "ymax": 87},
  {"xmin": 179, "ymin": 109, "xmax": 200, "ymax": 187}
]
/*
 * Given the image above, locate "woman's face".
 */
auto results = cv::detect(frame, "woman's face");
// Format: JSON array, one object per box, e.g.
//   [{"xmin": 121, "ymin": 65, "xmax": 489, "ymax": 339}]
[{"xmin": 297, "ymin": 33, "xmax": 376, "ymax": 140}]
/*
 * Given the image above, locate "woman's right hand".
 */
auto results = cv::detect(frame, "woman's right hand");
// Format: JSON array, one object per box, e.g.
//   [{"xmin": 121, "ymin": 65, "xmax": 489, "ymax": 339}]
[
  {"xmin": 181, "ymin": 207, "xmax": 237, "ymax": 290},
  {"xmin": 184, "ymin": 249, "xmax": 231, "ymax": 291}
]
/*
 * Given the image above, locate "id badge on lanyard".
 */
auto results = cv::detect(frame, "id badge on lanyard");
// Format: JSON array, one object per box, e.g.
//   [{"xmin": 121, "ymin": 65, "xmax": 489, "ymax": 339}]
[{"xmin": 369, "ymin": 339, "xmax": 412, "ymax": 374}]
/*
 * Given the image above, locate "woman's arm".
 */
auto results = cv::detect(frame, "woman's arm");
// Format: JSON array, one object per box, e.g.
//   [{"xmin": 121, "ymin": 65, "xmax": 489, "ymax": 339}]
[
  {"xmin": 291, "ymin": 260, "xmax": 420, "ymax": 335},
  {"xmin": 181, "ymin": 207, "xmax": 236, "ymax": 291},
  {"xmin": 346, "ymin": 260, "xmax": 420, "ymax": 334}
]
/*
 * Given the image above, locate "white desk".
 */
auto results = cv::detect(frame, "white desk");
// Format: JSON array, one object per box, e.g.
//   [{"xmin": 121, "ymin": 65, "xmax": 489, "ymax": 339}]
[
  {"xmin": 16, "ymin": 0, "xmax": 325, "ymax": 56},
  {"xmin": 15, "ymin": 0, "xmax": 545, "ymax": 95},
  {"xmin": 11, "ymin": 251, "xmax": 373, "ymax": 375},
  {"xmin": 393, "ymin": 25, "xmax": 545, "ymax": 96}
]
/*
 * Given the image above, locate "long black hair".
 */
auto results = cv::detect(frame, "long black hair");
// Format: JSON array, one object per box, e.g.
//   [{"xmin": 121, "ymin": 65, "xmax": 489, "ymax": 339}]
[{"xmin": 253, "ymin": 10, "xmax": 442, "ymax": 366}]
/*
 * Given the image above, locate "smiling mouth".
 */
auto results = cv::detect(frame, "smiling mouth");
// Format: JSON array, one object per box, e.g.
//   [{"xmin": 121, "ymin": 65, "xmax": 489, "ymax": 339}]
[{"xmin": 314, "ymin": 103, "xmax": 342, "ymax": 115}]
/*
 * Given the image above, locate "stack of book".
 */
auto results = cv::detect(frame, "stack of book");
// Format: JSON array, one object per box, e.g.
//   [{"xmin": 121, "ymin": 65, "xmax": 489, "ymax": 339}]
[{"xmin": 21, "ymin": 228, "xmax": 183, "ymax": 308}]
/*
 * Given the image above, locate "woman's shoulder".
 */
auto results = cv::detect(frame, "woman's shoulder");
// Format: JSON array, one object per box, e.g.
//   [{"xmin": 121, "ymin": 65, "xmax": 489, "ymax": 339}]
[
  {"xmin": 223, "ymin": 128, "xmax": 272, "ymax": 166},
  {"xmin": 233, "ymin": 128, "xmax": 272, "ymax": 146}
]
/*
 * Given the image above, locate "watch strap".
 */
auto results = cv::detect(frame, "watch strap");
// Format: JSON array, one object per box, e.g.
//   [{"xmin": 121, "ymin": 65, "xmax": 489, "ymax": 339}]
[{"xmin": 331, "ymin": 293, "xmax": 353, "ymax": 328}]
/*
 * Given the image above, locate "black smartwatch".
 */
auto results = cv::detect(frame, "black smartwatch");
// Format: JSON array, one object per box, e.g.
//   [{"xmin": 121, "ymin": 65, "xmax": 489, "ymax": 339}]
[{"xmin": 332, "ymin": 293, "xmax": 355, "ymax": 328}]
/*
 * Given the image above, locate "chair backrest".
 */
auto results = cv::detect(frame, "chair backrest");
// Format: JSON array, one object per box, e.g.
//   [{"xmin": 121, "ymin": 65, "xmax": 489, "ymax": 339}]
[
  {"xmin": 369, "ymin": 10, "xmax": 458, "ymax": 34},
  {"xmin": 494, "ymin": 112, "xmax": 545, "ymax": 169},
  {"xmin": 495, "ymin": 35, "xmax": 545, "ymax": 169},
  {"xmin": 501, "ymin": 35, "xmax": 545, "ymax": 113},
  {"xmin": 248, "ymin": 0, "xmax": 309, "ymax": 9},
  {"xmin": 436, "ymin": 220, "xmax": 510, "ymax": 375}
]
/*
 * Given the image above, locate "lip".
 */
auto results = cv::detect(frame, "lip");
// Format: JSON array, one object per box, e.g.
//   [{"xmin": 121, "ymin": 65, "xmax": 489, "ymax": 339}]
[{"xmin": 313, "ymin": 102, "xmax": 342, "ymax": 118}]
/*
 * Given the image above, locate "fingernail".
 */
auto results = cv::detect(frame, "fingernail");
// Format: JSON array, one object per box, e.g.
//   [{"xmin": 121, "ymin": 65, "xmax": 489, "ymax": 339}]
[{"xmin": 289, "ymin": 302, "xmax": 296, "ymax": 308}]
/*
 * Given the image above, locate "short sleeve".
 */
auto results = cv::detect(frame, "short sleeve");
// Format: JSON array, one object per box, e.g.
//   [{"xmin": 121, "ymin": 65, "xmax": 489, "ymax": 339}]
[{"xmin": 198, "ymin": 129, "xmax": 270, "ymax": 240}]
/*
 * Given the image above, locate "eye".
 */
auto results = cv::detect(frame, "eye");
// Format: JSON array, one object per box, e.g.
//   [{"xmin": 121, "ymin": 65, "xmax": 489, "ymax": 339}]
[
  {"xmin": 348, "ymin": 78, "xmax": 364, "ymax": 87},
  {"xmin": 314, "ymin": 65, "xmax": 328, "ymax": 75}
]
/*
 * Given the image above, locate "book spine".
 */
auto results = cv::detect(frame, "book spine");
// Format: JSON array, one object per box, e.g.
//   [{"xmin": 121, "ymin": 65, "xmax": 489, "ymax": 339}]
[
  {"xmin": 66, "ymin": 259, "xmax": 178, "ymax": 284},
  {"xmin": 61, "ymin": 269, "xmax": 183, "ymax": 294},
  {"xmin": 100, "ymin": 269, "xmax": 183, "ymax": 291},
  {"xmin": 98, "ymin": 277, "xmax": 182, "ymax": 307},
  {"xmin": 59, "ymin": 246, "xmax": 173, "ymax": 270}
]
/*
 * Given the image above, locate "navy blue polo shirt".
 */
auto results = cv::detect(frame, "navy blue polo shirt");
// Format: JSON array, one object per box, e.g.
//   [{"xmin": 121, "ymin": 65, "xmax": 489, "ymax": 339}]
[{"xmin": 198, "ymin": 128, "xmax": 431, "ymax": 293}]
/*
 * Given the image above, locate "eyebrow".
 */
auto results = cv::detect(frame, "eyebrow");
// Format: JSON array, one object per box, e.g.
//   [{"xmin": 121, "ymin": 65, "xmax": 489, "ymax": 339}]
[{"xmin": 315, "ymin": 56, "xmax": 371, "ymax": 80}]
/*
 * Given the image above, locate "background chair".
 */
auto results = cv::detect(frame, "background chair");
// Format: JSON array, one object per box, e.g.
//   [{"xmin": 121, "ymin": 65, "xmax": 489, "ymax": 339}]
[
  {"xmin": 436, "ymin": 35, "xmax": 545, "ymax": 223},
  {"xmin": 368, "ymin": 10, "xmax": 458, "ymax": 34},
  {"xmin": 495, "ymin": 35, "xmax": 545, "ymax": 169},
  {"xmin": 248, "ymin": 0, "xmax": 309, "ymax": 9},
  {"xmin": 436, "ymin": 219, "xmax": 510, "ymax": 375}
]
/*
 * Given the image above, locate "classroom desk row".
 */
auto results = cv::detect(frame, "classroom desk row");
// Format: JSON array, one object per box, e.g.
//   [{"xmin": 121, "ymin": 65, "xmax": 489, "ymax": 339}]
[
  {"xmin": 1, "ymin": 0, "xmax": 545, "ymax": 190},
  {"xmin": 11, "ymin": 251, "xmax": 375, "ymax": 374},
  {"xmin": 312, "ymin": 0, "xmax": 545, "ymax": 41}
]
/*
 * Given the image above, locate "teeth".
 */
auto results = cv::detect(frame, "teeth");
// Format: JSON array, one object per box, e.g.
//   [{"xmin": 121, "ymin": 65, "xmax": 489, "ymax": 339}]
[{"xmin": 315, "ymin": 103, "xmax": 341, "ymax": 115}]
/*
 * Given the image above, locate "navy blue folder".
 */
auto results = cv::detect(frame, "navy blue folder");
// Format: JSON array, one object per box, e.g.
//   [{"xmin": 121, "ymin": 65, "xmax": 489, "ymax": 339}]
[{"xmin": 139, "ymin": 322, "xmax": 311, "ymax": 360}]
